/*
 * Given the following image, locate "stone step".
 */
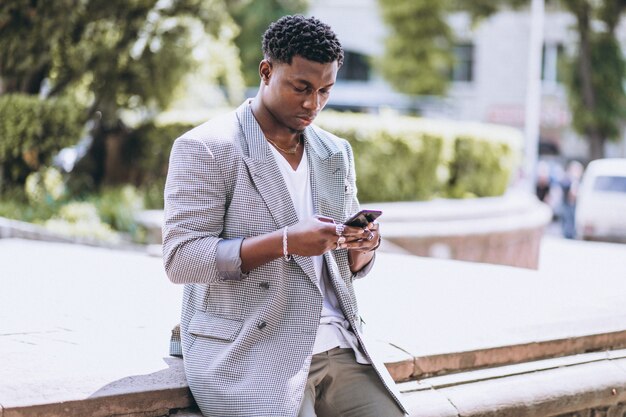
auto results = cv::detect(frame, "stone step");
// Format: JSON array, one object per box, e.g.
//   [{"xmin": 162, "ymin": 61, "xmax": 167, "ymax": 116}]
[{"xmin": 2, "ymin": 350, "xmax": 625, "ymax": 416}]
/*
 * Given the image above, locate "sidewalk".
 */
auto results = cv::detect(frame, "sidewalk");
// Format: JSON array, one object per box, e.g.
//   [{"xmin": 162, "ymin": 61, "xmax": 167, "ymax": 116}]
[{"xmin": 1, "ymin": 236, "xmax": 625, "ymax": 416}]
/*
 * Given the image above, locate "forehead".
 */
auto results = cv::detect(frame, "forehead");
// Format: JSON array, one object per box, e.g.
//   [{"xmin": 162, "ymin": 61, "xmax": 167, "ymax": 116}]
[{"xmin": 275, "ymin": 55, "xmax": 338, "ymax": 84}]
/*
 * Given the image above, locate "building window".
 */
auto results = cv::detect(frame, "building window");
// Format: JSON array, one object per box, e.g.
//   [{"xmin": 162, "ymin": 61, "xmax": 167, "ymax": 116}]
[
  {"xmin": 542, "ymin": 43, "xmax": 565, "ymax": 84},
  {"xmin": 337, "ymin": 51, "xmax": 370, "ymax": 82},
  {"xmin": 451, "ymin": 43, "xmax": 474, "ymax": 82}
]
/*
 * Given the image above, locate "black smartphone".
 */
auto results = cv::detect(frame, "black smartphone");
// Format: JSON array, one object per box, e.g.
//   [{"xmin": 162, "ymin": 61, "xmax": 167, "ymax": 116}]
[{"xmin": 343, "ymin": 209, "xmax": 382, "ymax": 227}]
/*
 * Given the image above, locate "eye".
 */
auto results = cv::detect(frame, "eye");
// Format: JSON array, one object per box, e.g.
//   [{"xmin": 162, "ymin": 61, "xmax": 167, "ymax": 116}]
[{"xmin": 293, "ymin": 86, "xmax": 307, "ymax": 93}]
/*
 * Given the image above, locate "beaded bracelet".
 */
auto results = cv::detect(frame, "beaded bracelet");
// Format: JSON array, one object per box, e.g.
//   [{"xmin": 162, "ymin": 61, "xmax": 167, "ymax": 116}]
[{"xmin": 282, "ymin": 226, "xmax": 293, "ymax": 261}]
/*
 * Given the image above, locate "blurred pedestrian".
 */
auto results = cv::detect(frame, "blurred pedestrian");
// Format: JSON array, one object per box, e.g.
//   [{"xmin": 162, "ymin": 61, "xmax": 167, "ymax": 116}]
[
  {"xmin": 560, "ymin": 160, "xmax": 584, "ymax": 239},
  {"xmin": 162, "ymin": 15, "xmax": 407, "ymax": 417},
  {"xmin": 536, "ymin": 160, "xmax": 552, "ymax": 203}
]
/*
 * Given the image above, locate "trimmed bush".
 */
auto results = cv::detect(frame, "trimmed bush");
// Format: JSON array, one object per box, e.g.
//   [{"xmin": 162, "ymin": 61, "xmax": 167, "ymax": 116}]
[
  {"xmin": 317, "ymin": 111, "xmax": 522, "ymax": 202},
  {"xmin": 0, "ymin": 94, "xmax": 85, "ymax": 187},
  {"xmin": 125, "ymin": 122, "xmax": 194, "ymax": 208},
  {"xmin": 448, "ymin": 126, "xmax": 521, "ymax": 198},
  {"xmin": 125, "ymin": 112, "xmax": 522, "ymax": 206},
  {"xmin": 316, "ymin": 112, "xmax": 446, "ymax": 202}
]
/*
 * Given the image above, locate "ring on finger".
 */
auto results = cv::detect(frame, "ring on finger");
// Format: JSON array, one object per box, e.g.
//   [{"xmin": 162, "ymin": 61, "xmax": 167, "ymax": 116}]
[
  {"xmin": 367, "ymin": 232, "xmax": 375, "ymax": 241},
  {"xmin": 335, "ymin": 223, "xmax": 345, "ymax": 236},
  {"xmin": 337, "ymin": 236, "xmax": 346, "ymax": 245}
]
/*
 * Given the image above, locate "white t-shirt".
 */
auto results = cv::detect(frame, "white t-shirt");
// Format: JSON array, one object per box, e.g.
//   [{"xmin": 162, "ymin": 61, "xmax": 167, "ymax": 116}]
[{"xmin": 268, "ymin": 143, "xmax": 368, "ymax": 363}]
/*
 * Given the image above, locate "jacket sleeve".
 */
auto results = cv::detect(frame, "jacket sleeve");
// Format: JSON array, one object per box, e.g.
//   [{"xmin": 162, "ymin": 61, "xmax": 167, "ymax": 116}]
[{"xmin": 162, "ymin": 136, "xmax": 232, "ymax": 284}]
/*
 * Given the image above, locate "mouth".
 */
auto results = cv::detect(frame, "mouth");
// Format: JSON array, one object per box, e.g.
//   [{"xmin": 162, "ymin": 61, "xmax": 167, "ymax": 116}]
[{"xmin": 297, "ymin": 115, "xmax": 315, "ymax": 124}]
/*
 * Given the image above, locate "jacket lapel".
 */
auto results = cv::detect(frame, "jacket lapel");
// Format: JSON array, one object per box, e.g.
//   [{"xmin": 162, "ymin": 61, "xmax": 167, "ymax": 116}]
[
  {"xmin": 305, "ymin": 126, "xmax": 354, "ymax": 312},
  {"xmin": 236, "ymin": 102, "xmax": 319, "ymax": 287},
  {"xmin": 305, "ymin": 126, "xmax": 347, "ymax": 222}
]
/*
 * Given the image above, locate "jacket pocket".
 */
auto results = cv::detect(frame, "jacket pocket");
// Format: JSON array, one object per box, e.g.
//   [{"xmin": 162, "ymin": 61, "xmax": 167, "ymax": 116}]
[{"xmin": 188, "ymin": 311, "xmax": 243, "ymax": 342}]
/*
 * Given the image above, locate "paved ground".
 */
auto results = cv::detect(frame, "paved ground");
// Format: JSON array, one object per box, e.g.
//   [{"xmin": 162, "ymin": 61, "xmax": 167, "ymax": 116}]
[{"xmin": 0, "ymin": 235, "xmax": 625, "ymax": 409}]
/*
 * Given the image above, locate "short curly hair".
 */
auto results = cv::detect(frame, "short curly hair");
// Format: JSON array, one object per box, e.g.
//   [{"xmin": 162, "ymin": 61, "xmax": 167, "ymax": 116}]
[{"xmin": 262, "ymin": 15, "xmax": 344, "ymax": 66}]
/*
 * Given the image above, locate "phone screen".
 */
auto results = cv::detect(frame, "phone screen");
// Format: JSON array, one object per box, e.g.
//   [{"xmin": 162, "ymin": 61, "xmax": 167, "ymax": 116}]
[{"xmin": 344, "ymin": 210, "xmax": 382, "ymax": 227}]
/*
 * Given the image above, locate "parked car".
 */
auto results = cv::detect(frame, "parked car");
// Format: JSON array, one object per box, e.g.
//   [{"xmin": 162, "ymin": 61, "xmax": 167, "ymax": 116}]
[{"xmin": 575, "ymin": 158, "xmax": 626, "ymax": 242}]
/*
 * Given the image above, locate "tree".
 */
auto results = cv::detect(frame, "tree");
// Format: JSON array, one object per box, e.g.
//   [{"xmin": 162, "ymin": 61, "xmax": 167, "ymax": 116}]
[
  {"xmin": 0, "ymin": 0, "xmax": 241, "ymax": 188},
  {"xmin": 377, "ymin": 0, "xmax": 454, "ymax": 95},
  {"xmin": 562, "ymin": 0, "xmax": 626, "ymax": 160},
  {"xmin": 227, "ymin": 0, "xmax": 308, "ymax": 86},
  {"xmin": 376, "ymin": 0, "xmax": 626, "ymax": 159}
]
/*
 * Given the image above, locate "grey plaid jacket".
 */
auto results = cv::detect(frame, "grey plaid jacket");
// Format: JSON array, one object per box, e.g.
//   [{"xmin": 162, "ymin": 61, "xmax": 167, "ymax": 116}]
[{"xmin": 163, "ymin": 101, "xmax": 407, "ymax": 417}]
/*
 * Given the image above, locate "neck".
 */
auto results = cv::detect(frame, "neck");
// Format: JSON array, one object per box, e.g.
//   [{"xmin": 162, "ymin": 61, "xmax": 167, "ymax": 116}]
[{"xmin": 250, "ymin": 96, "xmax": 301, "ymax": 146}]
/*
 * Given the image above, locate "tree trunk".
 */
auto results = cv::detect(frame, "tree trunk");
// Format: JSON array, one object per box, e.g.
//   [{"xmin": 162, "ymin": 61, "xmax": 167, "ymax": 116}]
[
  {"xmin": 103, "ymin": 131, "xmax": 132, "ymax": 185},
  {"xmin": 573, "ymin": 1, "xmax": 605, "ymax": 159},
  {"xmin": 588, "ymin": 130, "xmax": 605, "ymax": 161}
]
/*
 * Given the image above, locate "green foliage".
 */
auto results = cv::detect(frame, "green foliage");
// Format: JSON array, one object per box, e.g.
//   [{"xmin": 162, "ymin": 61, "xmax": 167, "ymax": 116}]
[
  {"xmin": 451, "ymin": 0, "xmax": 626, "ymax": 159},
  {"xmin": 0, "ymin": 186, "xmax": 58, "ymax": 223},
  {"xmin": 0, "ymin": 0, "xmax": 242, "ymax": 187},
  {"xmin": 24, "ymin": 167, "xmax": 66, "ymax": 204},
  {"xmin": 125, "ymin": 122, "xmax": 194, "ymax": 208},
  {"xmin": 126, "ymin": 114, "xmax": 520, "ymax": 204},
  {"xmin": 0, "ymin": 0, "xmax": 234, "ymax": 113},
  {"xmin": 560, "ymin": 0, "xmax": 626, "ymax": 157},
  {"xmin": 317, "ymin": 112, "xmax": 522, "ymax": 202},
  {"xmin": 0, "ymin": 94, "xmax": 85, "ymax": 186},
  {"xmin": 227, "ymin": 0, "xmax": 308, "ymax": 86},
  {"xmin": 566, "ymin": 34, "xmax": 626, "ymax": 141},
  {"xmin": 0, "ymin": 170, "xmax": 145, "ymax": 242},
  {"xmin": 377, "ymin": 0, "xmax": 454, "ymax": 95},
  {"xmin": 448, "ymin": 137, "xmax": 517, "ymax": 198},
  {"xmin": 318, "ymin": 113, "xmax": 444, "ymax": 201},
  {"xmin": 89, "ymin": 185, "xmax": 145, "ymax": 236},
  {"xmin": 44, "ymin": 201, "xmax": 121, "ymax": 243}
]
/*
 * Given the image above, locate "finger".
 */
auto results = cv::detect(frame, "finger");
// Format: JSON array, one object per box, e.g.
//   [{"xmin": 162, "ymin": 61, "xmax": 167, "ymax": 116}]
[
  {"xmin": 341, "ymin": 225, "xmax": 367, "ymax": 236},
  {"xmin": 342, "ymin": 235, "xmax": 366, "ymax": 243},
  {"xmin": 342, "ymin": 241, "xmax": 372, "ymax": 251},
  {"xmin": 366, "ymin": 222, "xmax": 379, "ymax": 231}
]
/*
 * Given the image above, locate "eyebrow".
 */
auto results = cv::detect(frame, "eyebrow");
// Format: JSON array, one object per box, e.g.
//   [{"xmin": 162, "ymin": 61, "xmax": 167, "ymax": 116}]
[{"xmin": 293, "ymin": 79, "xmax": 335, "ymax": 89}]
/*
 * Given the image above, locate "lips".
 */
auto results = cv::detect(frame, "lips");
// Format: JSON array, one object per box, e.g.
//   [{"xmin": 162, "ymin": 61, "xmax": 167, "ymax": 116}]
[{"xmin": 297, "ymin": 115, "xmax": 315, "ymax": 124}]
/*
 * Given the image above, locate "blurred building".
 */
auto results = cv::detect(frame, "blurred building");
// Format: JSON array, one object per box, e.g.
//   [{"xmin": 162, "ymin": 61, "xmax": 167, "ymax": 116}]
[{"xmin": 308, "ymin": 0, "xmax": 626, "ymax": 161}]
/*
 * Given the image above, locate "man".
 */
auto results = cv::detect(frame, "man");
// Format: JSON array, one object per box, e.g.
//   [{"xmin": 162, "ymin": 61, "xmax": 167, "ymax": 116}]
[{"xmin": 163, "ymin": 15, "xmax": 407, "ymax": 417}]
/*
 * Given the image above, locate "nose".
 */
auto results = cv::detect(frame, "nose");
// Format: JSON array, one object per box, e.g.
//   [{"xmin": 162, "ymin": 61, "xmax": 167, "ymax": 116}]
[{"xmin": 303, "ymin": 91, "xmax": 321, "ymax": 111}]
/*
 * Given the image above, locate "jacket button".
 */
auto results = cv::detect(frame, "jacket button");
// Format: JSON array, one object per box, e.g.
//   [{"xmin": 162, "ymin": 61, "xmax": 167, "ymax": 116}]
[
  {"xmin": 259, "ymin": 282, "xmax": 270, "ymax": 289},
  {"xmin": 257, "ymin": 321, "xmax": 267, "ymax": 330}
]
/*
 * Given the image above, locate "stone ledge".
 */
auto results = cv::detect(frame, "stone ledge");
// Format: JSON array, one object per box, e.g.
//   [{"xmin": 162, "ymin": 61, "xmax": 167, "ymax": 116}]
[
  {"xmin": 0, "ymin": 217, "xmax": 146, "ymax": 252},
  {"xmin": 431, "ymin": 358, "xmax": 626, "ymax": 417},
  {"xmin": 364, "ymin": 192, "xmax": 552, "ymax": 269},
  {"xmin": 3, "ymin": 350, "xmax": 625, "ymax": 417},
  {"xmin": 385, "ymin": 329, "xmax": 626, "ymax": 381},
  {"xmin": 400, "ymin": 350, "xmax": 626, "ymax": 417},
  {"xmin": 0, "ymin": 358, "xmax": 194, "ymax": 417}
]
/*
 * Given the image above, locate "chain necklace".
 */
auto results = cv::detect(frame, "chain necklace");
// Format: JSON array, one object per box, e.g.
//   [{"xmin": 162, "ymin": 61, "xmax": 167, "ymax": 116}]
[{"xmin": 265, "ymin": 135, "xmax": 301, "ymax": 155}]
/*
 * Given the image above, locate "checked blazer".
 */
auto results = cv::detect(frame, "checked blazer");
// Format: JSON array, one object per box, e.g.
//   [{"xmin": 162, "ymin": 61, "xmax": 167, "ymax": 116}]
[{"xmin": 162, "ymin": 101, "xmax": 407, "ymax": 417}]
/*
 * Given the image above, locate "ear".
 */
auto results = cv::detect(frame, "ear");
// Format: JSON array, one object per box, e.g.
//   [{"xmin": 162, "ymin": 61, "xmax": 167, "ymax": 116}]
[{"xmin": 259, "ymin": 59, "xmax": 272, "ymax": 85}]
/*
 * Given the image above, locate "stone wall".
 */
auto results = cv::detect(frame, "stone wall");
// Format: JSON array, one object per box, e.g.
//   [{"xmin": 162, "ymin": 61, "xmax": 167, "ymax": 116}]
[{"xmin": 374, "ymin": 192, "xmax": 552, "ymax": 269}]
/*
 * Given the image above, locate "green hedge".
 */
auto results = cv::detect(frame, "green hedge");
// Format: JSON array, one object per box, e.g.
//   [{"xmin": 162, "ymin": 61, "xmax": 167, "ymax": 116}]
[
  {"xmin": 316, "ymin": 112, "xmax": 522, "ymax": 202},
  {"xmin": 0, "ymin": 94, "xmax": 85, "ymax": 186},
  {"xmin": 316, "ymin": 112, "xmax": 445, "ymax": 202},
  {"xmin": 127, "ymin": 112, "xmax": 522, "ymax": 206},
  {"xmin": 125, "ymin": 122, "xmax": 194, "ymax": 209},
  {"xmin": 447, "ymin": 127, "xmax": 520, "ymax": 198}
]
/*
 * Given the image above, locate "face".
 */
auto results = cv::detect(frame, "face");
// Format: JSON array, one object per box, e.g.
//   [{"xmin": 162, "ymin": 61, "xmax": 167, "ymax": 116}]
[{"xmin": 259, "ymin": 55, "xmax": 339, "ymax": 133}]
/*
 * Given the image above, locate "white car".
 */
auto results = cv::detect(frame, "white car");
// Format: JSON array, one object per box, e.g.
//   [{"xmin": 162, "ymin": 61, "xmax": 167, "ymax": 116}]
[{"xmin": 575, "ymin": 158, "xmax": 626, "ymax": 242}]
